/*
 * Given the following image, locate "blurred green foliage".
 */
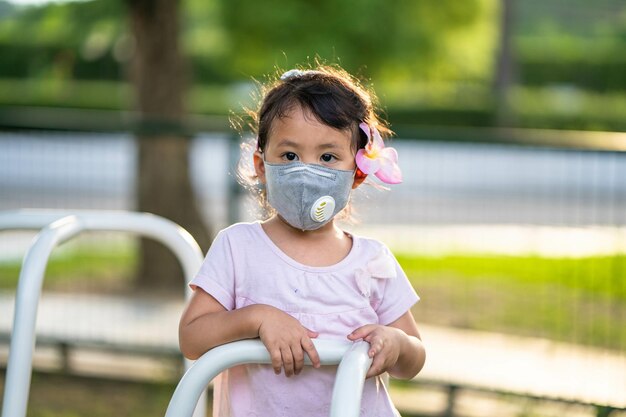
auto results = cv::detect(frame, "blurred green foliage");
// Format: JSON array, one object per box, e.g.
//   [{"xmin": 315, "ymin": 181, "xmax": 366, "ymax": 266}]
[
  {"xmin": 0, "ymin": 0, "xmax": 494, "ymax": 83},
  {"xmin": 220, "ymin": 0, "xmax": 493, "ymax": 83},
  {"xmin": 398, "ymin": 253, "xmax": 626, "ymax": 350},
  {"xmin": 0, "ymin": 0, "xmax": 625, "ymax": 130}
]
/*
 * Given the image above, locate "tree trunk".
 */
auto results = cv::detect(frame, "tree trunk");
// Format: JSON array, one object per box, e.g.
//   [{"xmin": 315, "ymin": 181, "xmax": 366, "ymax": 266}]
[
  {"xmin": 126, "ymin": 0, "xmax": 211, "ymax": 294},
  {"xmin": 493, "ymin": 0, "xmax": 517, "ymax": 127}
]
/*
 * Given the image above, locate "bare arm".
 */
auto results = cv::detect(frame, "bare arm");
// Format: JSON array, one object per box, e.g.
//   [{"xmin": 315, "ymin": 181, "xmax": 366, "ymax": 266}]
[
  {"xmin": 179, "ymin": 288, "xmax": 320, "ymax": 376},
  {"xmin": 179, "ymin": 289, "xmax": 262, "ymax": 360},
  {"xmin": 385, "ymin": 311, "xmax": 426, "ymax": 379},
  {"xmin": 348, "ymin": 310, "xmax": 426, "ymax": 380}
]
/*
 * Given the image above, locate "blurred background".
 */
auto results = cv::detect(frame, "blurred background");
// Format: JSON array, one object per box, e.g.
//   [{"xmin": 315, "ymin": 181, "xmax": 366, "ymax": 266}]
[{"xmin": 0, "ymin": 0, "xmax": 625, "ymax": 416}]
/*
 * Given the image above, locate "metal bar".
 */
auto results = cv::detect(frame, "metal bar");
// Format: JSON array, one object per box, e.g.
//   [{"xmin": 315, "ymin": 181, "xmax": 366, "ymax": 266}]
[
  {"xmin": 164, "ymin": 339, "xmax": 372, "ymax": 417},
  {"xmin": 2, "ymin": 110, "xmax": 625, "ymax": 152},
  {"xmin": 596, "ymin": 406, "xmax": 616, "ymax": 417},
  {"xmin": 405, "ymin": 379, "xmax": 626, "ymax": 414},
  {"xmin": 443, "ymin": 384, "xmax": 458, "ymax": 417},
  {"xmin": 2, "ymin": 215, "xmax": 83, "ymax": 417},
  {"xmin": 0, "ymin": 210, "xmax": 207, "ymax": 417},
  {"xmin": 0, "ymin": 210, "xmax": 202, "ymax": 298},
  {"xmin": 329, "ymin": 340, "xmax": 372, "ymax": 417},
  {"xmin": 0, "ymin": 106, "xmax": 230, "ymax": 133}
]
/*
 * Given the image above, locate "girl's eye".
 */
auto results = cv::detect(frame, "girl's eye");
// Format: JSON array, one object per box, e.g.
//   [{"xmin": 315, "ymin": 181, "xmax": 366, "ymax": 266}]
[
  {"xmin": 321, "ymin": 154, "xmax": 336, "ymax": 163},
  {"xmin": 283, "ymin": 152, "xmax": 298, "ymax": 161}
]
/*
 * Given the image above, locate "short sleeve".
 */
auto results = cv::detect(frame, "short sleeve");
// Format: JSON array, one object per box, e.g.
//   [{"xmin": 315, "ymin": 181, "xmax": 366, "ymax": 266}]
[
  {"xmin": 189, "ymin": 230, "xmax": 236, "ymax": 310},
  {"xmin": 373, "ymin": 248, "xmax": 420, "ymax": 325}
]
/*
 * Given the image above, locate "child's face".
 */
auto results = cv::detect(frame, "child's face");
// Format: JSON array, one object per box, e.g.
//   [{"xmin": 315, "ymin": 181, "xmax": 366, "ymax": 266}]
[{"xmin": 261, "ymin": 105, "xmax": 356, "ymax": 170}]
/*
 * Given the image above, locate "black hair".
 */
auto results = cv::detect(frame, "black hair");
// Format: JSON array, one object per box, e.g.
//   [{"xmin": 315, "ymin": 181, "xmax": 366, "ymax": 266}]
[{"xmin": 254, "ymin": 66, "xmax": 392, "ymax": 153}]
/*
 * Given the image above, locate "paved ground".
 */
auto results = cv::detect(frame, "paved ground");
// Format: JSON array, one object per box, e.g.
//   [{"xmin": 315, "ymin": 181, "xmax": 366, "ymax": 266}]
[
  {"xmin": 346, "ymin": 224, "xmax": 626, "ymax": 257},
  {"xmin": 2, "ymin": 224, "xmax": 626, "ymax": 265},
  {"xmin": 0, "ymin": 292, "xmax": 624, "ymax": 410}
]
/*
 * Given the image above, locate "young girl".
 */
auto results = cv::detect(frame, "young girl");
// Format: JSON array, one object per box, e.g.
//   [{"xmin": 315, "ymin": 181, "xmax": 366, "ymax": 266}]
[{"xmin": 179, "ymin": 66, "xmax": 426, "ymax": 417}]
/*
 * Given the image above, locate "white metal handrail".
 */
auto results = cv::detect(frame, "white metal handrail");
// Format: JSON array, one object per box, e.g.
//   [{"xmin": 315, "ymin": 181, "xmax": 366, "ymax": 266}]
[
  {"xmin": 164, "ymin": 339, "xmax": 373, "ymax": 417},
  {"xmin": 0, "ymin": 209, "xmax": 201, "ymax": 299},
  {"xmin": 0, "ymin": 210, "xmax": 206, "ymax": 417}
]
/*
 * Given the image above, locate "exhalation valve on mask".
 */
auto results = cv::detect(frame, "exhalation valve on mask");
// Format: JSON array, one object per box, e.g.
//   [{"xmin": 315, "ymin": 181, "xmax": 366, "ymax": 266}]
[{"xmin": 310, "ymin": 196, "xmax": 336, "ymax": 223}]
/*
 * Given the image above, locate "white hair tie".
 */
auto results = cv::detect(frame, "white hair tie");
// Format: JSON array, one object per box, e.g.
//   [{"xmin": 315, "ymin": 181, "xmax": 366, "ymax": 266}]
[{"xmin": 280, "ymin": 69, "xmax": 310, "ymax": 80}]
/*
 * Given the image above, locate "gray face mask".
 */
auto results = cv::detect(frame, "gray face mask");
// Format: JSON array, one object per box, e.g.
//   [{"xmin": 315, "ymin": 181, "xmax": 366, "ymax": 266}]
[{"xmin": 264, "ymin": 161, "xmax": 355, "ymax": 231}]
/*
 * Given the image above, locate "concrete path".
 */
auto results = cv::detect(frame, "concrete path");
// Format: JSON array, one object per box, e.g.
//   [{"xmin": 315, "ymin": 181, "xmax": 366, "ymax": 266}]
[
  {"xmin": 0, "ymin": 292, "xmax": 624, "ymax": 409},
  {"xmin": 2, "ymin": 225, "xmax": 626, "ymax": 265}
]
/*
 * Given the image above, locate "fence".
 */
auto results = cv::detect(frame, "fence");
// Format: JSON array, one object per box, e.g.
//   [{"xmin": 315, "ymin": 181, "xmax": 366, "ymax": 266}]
[{"xmin": 1, "ymin": 114, "xmax": 625, "ymax": 417}]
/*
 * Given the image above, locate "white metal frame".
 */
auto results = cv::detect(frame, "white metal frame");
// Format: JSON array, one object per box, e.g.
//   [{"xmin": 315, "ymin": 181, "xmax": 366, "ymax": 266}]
[
  {"xmin": 165, "ymin": 339, "xmax": 373, "ymax": 417},
  {"xmin": 0, "ymin": 210, "xmax": 206, "ymax": 417},
  {"xmin": 0, "ymin": 210, "xmax": 373, "ymax": 417}
]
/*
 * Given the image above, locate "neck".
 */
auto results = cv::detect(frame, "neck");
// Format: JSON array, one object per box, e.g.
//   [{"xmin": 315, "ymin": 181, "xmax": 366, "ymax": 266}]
[
  {"xmin": 260, "ymin": 214, "xmax": 354, "ymax": 267},
  {"xmin": 268, "ymin": 214, "xmax": 341, "ymax": 239}
]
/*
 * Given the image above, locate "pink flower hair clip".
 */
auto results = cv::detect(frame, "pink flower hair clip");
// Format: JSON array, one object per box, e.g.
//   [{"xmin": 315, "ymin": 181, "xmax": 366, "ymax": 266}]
[{"xmin": 356, "ymin": 123, "xmax": 403, "ymax": 184}]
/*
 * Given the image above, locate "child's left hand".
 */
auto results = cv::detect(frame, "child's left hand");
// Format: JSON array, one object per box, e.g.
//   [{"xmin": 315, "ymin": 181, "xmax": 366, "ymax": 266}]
[{"xmin": 347, "ymin": 324, "xmax": 403, "ymax": 379}]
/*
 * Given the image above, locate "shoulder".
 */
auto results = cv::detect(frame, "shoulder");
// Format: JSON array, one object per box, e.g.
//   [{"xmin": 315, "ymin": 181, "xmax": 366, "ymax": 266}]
[
  {"xmin": 209, "ymin": 221, "xmax": 263, "ymax": 250},
  {"xmin": 216, "ymin": 221, "xmax": 262, "ymax": 239},
  {"xmin": 349, "ymin": 232, "xmax": 393, "ymax": 260},
  {"xmin": 346, "ymin": 231, "xmax": 400, "ymax": 277}
]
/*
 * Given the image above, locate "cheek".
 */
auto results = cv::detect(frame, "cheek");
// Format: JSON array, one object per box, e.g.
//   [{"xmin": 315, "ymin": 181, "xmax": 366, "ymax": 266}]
[{"xmin": 342, "ymin": 153, "xmax": 357, "ymax": 170}]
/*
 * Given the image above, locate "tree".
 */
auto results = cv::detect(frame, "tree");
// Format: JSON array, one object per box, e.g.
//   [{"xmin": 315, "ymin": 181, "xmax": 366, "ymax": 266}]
[
  {"xmin": 125, "ymin": 0, "xmax": 211, "ymax": 293},
  {"xmin": 493, "ymin": 0, "xmax": 517, "ymax": 126}
]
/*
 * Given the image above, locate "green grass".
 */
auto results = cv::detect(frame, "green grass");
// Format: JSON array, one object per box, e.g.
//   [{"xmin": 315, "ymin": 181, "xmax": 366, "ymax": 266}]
[
  {"xmin": 399, "ymin": 253, "xmax": 626, "ymax": 351},
  {"xmin": 0, "ymin": 247, "xmax": 136, "ymax": 292},
  {"xmin": 2, "ymin": 248, "xmax": 624, "ymax": 350},
  {"xmin": 399, "ymin": 254, "xmax": 626, "ymax": 299}
]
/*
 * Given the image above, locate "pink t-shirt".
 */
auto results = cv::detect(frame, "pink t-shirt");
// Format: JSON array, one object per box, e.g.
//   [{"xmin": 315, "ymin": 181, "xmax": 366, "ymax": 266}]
[{"xmin": 190, "ymin": 222, "xmax": 419, "ymax": 417}]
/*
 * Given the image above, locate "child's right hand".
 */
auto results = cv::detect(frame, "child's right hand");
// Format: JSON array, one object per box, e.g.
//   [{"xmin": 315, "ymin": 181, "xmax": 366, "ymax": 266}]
[{"xmin": 256, "ymin": 305, "xmax": 320, "ymax": 377}]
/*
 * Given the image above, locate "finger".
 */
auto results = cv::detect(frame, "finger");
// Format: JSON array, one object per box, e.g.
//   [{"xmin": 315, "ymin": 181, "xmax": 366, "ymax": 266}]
[
  {"xmin": 292, "ymin": 344, "xmax": 305, "ymax": 375},
  {"xmin": 269, "ymin": 348, "xmax": 282, "ymax": 375},
  {"xmin": 303, "ymin": 326, "xmax": 319, "ymax": 339},
  {"xmin": 366, "ymin": 354, "xmax": 386, "ymax": 379},
  {"xmin": 347, "ymin": 324, "xmax": 376, "ymax": 341},
  {"xmin": 301, "ymin": 336, "xmax": 320, "ymax": 368},
  {"xmin": 281, "ymin": 346, "xmax": 295, "ymax": 377},
  {"xmin": 368, "ymin": 339, "xmax": 384, "ymax": 357}
]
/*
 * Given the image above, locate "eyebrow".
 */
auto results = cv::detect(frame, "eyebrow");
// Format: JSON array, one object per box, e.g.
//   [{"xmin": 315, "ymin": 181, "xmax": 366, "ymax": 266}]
[
  {"xmin": 274, "ymin": 139, "xmax": 301, "ymax": 149},
  {"xmin": 316, "ymin": 142, "xmax": 342, "ymax": 150},
  {"xmin": 274, "ymin": 139, "xmax": 343, "ymax": 150}
]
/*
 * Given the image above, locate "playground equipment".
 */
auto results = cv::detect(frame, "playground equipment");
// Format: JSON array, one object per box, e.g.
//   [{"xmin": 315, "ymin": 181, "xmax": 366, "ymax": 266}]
[
  {"xmin": 0, "ymin": 210, "xmax": 206, "ymax": 417},
  {"xmin": 0, "ymin": 210, "xmax": 372, "ymax": 417},
  {"xmin": 164, "ymin": 338, "xmax": 372, "ymax": 417}
]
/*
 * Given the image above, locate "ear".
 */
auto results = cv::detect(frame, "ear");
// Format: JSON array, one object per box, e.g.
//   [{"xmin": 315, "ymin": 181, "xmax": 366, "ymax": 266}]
[
  {"xmin": 352, "ymin": 167, "xmax": 367, "ymax": 189},
  {"xmin": 253, "ymin": 150, "xmax": 266, "ymax": 184}
]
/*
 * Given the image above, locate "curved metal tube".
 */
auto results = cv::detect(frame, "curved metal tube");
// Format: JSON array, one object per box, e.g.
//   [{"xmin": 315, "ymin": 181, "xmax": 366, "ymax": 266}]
[
  {"xmin": 2, "ymin": 215, "xmax": 83, "ymax": 417},
  {"xmin": 164, "ymin": 339, "xmax": 372, "ymax": 417},
  {"xmin": 0, "ymin": 210, "xmax": 205, "ymax": 417},
  {"xmin": 331, "ymin": 340, "xmax": 373, "ymax": 416},
  {"xmin": 0, "ymin": 210, "xmax": 202, "ymax": 296}
]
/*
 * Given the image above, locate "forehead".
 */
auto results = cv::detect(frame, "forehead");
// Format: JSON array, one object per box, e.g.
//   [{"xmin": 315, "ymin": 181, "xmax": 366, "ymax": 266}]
[{"xmin": 267, "ymin": 105, "xmax": 354, "ymax": 151}]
